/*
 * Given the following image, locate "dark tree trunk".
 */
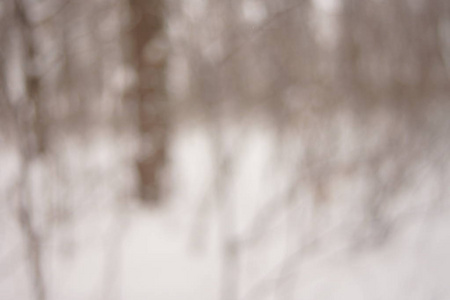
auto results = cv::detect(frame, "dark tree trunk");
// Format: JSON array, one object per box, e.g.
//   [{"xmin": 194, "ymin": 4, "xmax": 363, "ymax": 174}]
[{"xmin": 128, "ymin": 0, "xmax": 169, "ymax": 204}]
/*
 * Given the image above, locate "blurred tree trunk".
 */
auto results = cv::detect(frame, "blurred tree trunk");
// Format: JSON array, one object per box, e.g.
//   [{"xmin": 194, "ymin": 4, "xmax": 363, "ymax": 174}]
[
  {"xmin": 13, "ymin": 0, "xmax": 47, "ymax": 155},
  {"xmin": 127, "ymin": 0, "xmax": 169, "ymax": 204},
  {"xmin": 12, "ymin": 0, "xmax": 47, "ymax": 299}
]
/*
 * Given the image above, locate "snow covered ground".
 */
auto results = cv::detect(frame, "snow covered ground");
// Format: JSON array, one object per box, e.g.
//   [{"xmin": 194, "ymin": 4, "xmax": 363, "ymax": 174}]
[{"xmin": 1, "ymin": 121, "xmax": 450, "ymax": 300}]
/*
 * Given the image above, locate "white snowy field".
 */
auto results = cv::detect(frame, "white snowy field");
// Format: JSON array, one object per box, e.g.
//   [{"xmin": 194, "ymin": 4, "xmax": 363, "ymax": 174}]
[{"xmin": 1, "ymin": 117, "xmax": 450, "ymax": 300}]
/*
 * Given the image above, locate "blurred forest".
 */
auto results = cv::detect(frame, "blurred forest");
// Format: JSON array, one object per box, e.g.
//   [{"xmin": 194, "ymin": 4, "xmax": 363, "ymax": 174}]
[{"xmin": 1, "ymin": 0, "xmax": 450, "ymax": 299}]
